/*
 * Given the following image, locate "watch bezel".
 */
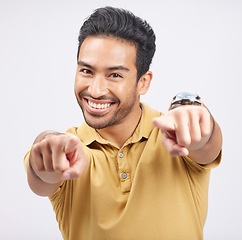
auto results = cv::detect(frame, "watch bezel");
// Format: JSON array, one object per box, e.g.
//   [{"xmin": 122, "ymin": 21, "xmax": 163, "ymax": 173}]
[{"xmin": 169, "ymin": 92, "xmax": 202, "ymax": 110}]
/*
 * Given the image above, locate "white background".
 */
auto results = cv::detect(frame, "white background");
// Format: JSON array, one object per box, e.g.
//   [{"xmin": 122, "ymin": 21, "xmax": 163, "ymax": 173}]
[{"xmin": 0, "ymin": 0, "xmax": 241, "ymax": 239}]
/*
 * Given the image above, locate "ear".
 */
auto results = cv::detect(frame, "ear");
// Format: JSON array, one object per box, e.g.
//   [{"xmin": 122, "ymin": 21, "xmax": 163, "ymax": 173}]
[{"xmin": 137, "ymin": 71, "xmax": 153, "ymax": 95}]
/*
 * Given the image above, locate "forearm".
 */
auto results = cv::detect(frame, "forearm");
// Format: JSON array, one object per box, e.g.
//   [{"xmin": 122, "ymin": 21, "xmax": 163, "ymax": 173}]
[{"xmin": 188, "ymin": 120, "xmax": 222, "ymax": 165}]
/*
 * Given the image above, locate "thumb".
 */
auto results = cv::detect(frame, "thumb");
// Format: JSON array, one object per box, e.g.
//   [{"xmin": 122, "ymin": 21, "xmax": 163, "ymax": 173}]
[
  {"xmin": 61, "ymin": 148, "xmax": 88, "ymax": 180},
  {"xmin": 162, "ymin": 131, "xmax": 189, "ymax": 157}
]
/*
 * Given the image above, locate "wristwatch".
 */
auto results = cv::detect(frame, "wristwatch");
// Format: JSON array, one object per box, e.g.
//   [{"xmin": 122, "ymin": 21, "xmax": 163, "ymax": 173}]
[{"xmin": 169, "ymin": 92, "xmax": 202, "ymax": 110}]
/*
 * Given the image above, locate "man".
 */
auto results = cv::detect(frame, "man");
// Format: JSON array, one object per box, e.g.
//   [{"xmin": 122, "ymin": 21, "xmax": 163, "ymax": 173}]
[{"xmin": 24, "ymin": 6, "xmax": 222, "ymax": 240}]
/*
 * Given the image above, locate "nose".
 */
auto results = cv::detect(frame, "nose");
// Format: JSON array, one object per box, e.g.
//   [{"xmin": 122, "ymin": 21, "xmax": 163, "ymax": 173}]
[{"xmin": 88, "ymin": 76, "xmax": 109, "ymax": 98}]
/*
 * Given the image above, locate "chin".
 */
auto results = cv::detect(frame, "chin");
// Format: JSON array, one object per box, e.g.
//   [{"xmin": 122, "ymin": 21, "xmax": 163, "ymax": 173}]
[
  {"xmin": 86, "ymin": 121, "xmax": 106, "ymax": 129},
  {"xmin": 84, "ymin": 116, "xmax": 113, "ymax": 129}
]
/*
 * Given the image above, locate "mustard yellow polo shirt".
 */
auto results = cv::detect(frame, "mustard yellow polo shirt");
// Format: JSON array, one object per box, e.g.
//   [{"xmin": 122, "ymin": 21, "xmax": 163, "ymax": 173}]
[{"xmin": 24, "ymin": 103, "xmax": 221, "ymax": 240}]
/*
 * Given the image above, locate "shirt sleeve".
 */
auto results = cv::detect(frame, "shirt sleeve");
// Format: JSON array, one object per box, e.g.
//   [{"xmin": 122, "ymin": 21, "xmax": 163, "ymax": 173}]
[
  {"xmin": 23, "ymin": 147, "xmax": 32, "ymax": 172},
  {"xmin": 182, "ymin": 150, "xmax": 222, "ymax": 174}
]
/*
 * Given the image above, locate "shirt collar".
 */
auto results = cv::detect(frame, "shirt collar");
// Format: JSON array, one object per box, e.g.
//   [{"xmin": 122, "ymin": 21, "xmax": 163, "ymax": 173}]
[{"xmin": 76, "ymin": 102, "xmax": 161, "ymax": 147}]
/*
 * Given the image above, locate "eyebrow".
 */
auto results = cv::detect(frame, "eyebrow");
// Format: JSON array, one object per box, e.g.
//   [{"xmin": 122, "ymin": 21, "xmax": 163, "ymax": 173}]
[
  {"xmin": 78, "ymin": 61, "xmax": 94, "ymax": 69},
  {"xmin": 77, "ymin": 61, "xmax": 130, "ymax": 72},
  {"xmin": 107, "ymin": 66, "xmax": 130, "ymax": 72}
]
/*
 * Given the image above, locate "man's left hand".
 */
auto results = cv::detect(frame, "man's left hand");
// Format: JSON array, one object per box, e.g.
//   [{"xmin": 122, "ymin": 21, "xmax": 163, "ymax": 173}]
[{"xmin": 152, "ymin": 106, "xmax": 214, "ymax": 157}]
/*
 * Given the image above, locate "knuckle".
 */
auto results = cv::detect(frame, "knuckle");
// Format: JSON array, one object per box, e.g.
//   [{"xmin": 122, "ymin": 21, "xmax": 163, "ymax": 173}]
[
  {"xmin": 190, "ymin": 130, "xmax": 202, "ymax": 142},
  {"xmin": 191, "ymin": 135, "xmax": 201, "ymax": 144},
  {"xmin": 194, "ymin": 134, "xmax": 201, "ymax": 142},
  {"xmin": 179, "ymin": 138, "xmax": 191, "ymax": 147},
  {"xmin": 53, "ymin": 160, "xmax": 67, "ymax": 171},
  {"xmin": 43, "ymin": 158, "xmax": 54, "ymax": 172},
  {"xmin": 40, "ymin": 139, "xmax": 50, "ymax": 149},
  {"xmin": 55, "ymin": 156, "xmax": 70, "ymax": 171},
  {"xmin": 53, "ymin": 165, "xmax": 63, "ymax": 172},
  {"xmin": 49, "ymin": 137, "xmax": 64, "ymax": 151},
  {"xmin": 66, "ymin": 136, "xmax": 81, "ymax": 152},
  {"xmin": 202, "ymin": 128, "xmax": 211, "ymax": 138},
  {"xmin": 45, "ymin": 166, "xmax": 54, "ymax": 172},
  {"xmin": 53, "ymin": 163, "xmax": 62, "ymax": 172},
  {"xmin": 68, "ymin": 135, "xmax": 80, "ymax": 144},
  {"xmin": 31, "ymin": 144, "xmax": 39, "ymax": 154}
]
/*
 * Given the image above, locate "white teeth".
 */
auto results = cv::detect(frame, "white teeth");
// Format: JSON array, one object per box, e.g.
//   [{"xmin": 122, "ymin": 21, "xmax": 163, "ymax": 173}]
[{"xmin": 88, "ymin": 100, "xmax": 111, "ymax": 109}]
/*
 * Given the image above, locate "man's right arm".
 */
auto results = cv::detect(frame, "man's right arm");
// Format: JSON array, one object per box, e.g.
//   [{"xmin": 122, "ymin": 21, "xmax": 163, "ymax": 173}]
[{"xmin": 26, "ymin": 131, "xmax": 88, "ymax": 197}]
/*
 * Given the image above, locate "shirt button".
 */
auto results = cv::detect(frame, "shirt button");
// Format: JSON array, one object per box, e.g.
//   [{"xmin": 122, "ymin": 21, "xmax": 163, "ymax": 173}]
[
  {"xmin": 119, "ymin": 152, "xmax": 124, "ymax": 158},
  {"xmin": 122, "ymin": 173, "xmax": 127, "ymax": 179}
]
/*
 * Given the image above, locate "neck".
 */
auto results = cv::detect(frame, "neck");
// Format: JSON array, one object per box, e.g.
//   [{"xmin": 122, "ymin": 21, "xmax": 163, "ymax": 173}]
[{"xmin": 97, "ymin": 105, "xmax": 142, "ymax": 148}]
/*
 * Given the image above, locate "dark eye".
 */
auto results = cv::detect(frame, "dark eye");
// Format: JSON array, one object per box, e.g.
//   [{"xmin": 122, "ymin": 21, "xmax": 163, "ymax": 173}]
[
  {"xmin": 80, "ymin": 69, "xmax": 92, "ymax": 75},
  {"xmin": 110, "ymin": 73, "xmax": 122, "ymax": 78}
]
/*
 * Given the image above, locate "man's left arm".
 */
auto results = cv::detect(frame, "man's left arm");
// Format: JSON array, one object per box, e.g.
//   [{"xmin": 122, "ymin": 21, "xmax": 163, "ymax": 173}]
[{"xmin": 152, "ymin": 105, "xmax": 222, "ymax": 165}]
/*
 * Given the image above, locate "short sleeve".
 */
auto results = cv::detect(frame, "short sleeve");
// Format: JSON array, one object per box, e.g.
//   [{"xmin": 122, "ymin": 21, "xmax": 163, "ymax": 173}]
[
  {"xmin": 23, "ymin": 147, "xmax": 32, "ymax": 172},
  {"xmin": 182, "ymin": 150, "xmax": 222, "ymax": 174}
]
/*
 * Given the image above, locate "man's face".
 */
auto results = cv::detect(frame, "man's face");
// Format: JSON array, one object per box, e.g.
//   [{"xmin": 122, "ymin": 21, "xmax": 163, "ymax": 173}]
[{"xmin": 75, "ymin": 36, "xmax": 141, "ymax": 129}]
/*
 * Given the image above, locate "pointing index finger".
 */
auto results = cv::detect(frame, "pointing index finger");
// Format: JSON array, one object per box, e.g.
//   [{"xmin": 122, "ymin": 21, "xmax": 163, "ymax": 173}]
[{"xmin": 152, "ymin": 115, "xmax": 175, "ymax": 131}]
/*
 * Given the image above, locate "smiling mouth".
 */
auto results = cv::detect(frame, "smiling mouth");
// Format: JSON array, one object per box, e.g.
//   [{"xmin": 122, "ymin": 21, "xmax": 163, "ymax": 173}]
[
  {"xmin": 82, "ymin": 96, "xmax": 116, "ymax": 111},
  {"xmin": 88, "ymin": 99, "xmax": 111, "ymax": 109}
]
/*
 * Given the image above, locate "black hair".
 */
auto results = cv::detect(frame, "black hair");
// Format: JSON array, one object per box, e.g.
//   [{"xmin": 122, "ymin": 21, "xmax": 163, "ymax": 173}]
[{"xmin": 77, "ymin": 6, "xmax": 156, "ymax": 81}]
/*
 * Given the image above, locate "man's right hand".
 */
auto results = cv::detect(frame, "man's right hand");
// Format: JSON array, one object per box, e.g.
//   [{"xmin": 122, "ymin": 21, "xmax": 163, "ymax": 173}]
[{"xmin": 29, "ymin": 132, "xmax": 88, "ymax": 185}]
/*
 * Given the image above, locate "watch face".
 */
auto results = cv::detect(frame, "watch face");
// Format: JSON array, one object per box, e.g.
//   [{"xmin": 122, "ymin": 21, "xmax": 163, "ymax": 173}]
[
  {"xmin": 170, "ymin": 92, "xmax": 201, "ymax": 109},
  {"xmin": 174, "ymin": 92, "xmax": 200, "ymax": 102}
]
